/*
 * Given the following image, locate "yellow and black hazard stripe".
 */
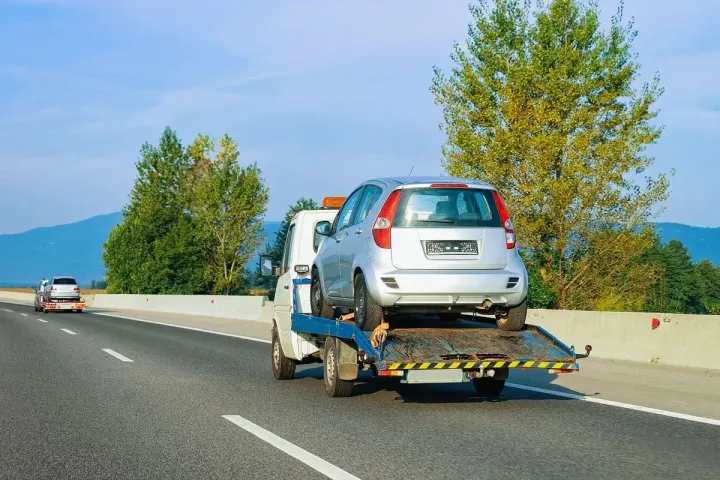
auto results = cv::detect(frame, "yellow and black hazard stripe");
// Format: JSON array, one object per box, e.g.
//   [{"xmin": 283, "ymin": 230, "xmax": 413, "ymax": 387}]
[{"xmin": 384, "ymin": 360, "xmax": 578, "ymax": 371}]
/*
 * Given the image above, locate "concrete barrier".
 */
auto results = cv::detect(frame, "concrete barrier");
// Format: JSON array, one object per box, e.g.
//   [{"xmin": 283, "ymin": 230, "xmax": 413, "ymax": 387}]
[
  {"xmin": 529, "ymin": 309, "xmax": 720, "ymax": 370},
  {"xmin": 1, "ymin": 291, "xmax": 718, "ymax": 369}
]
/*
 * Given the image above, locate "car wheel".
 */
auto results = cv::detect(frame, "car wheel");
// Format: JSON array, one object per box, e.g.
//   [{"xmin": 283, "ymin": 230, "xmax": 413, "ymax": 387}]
[
  {"xmin": 496, "ymin": 299, "xmax": 527, "ymax": 331},
  {"xmin": 353, "ymin": 272, "xmax": 383, "ymax": 331},
  {"xmin": 310, "ymin": 268, "xmax": 334, "ymax": 319}
]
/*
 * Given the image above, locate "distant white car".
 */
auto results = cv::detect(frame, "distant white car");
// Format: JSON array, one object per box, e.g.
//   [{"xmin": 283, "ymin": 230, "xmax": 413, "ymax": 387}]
[
  {"xmin": 311, "ymin": 176, "xmax": 529, "ymax": 332},
  {"xmin": 44, "ymin": 276, "xmax": 81, "ymax": 301}
]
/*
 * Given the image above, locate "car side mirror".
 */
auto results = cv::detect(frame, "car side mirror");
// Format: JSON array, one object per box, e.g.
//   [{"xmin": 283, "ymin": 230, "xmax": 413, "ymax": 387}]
[{"xmin": 315, "ymin": 221, "xmax": 331, "ymax": 237}]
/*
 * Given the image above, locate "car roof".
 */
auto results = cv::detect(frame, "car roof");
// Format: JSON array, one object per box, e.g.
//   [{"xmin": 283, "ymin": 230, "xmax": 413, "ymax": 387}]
[
  {"xmin": 368, "ymin": 175, "xmax": 494, "ymax": 189},
  {"xmin": 52, "ymin": 276, "xmax": 76, "ymax": 280}
]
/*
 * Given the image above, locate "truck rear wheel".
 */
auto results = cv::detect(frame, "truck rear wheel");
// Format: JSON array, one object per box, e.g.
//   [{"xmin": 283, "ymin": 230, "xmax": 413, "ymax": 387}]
[
  {"xmin": 323, "ymin": 338, "xmax": 354, "ymax": 397},
  {"xmin": 271, "ymin": 326, "xmax": 296, "ymax": 380},
  {"xmin": 472, "ymin": 378, "xmax": 506, "ymax": 397},
  {"xmin": 353, "ymin": 273, "xmax": 382, "ymax": 331},
  {"xmin": 310, "ymin": 268, "xmax": 334, "ymax": 319},
  {"xmin": 496, "ymin": 299, "xmax": 527, "ymax": 331}
]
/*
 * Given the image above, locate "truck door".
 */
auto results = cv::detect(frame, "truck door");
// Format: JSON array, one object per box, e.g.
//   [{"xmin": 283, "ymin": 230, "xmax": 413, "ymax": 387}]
[{"xmin": 274, "ymin": 223, "xmax": 297, "ymax": 334}]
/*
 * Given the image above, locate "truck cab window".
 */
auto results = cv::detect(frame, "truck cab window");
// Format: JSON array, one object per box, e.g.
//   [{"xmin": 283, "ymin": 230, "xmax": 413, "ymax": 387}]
[{"xmin": 281, "ymin": 224, "xmax": 296, "ymax": 274}]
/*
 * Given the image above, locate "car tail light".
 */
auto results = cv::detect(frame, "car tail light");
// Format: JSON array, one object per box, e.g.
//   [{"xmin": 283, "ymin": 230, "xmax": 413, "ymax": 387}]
[
  {"xmin": 492, "ymin": 190, "xmax": 516, "ymax": 249},
  {"xmin": 74, "ymin": 286, "xmax": 80, "ymax": 291},
  {"xmin": 51, "ymin": 286, "xmax": 56, "ymax": 291},
  {"xmin": 430, "ymin": 183, "xmax": 468, "ymax": 188},
  {"xmin": 372, "ymin": 189, "xmax": 402, "ymax": 249}
]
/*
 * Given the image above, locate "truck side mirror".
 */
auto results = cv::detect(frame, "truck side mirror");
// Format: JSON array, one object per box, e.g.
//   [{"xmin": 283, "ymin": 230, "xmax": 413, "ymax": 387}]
[
  {"xmin": 260, "ymin": 255, "xmax": 274, "ymax": 277},
  {"xmin": 315, "ymin": 221, "xmax": 331, "ymax": 237}
]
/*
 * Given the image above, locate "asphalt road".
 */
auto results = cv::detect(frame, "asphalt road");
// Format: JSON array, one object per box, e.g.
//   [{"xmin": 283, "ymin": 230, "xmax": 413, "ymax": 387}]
[{"xmin": 2, "ymin": 302, "xmax": 719, "ymax": 480}]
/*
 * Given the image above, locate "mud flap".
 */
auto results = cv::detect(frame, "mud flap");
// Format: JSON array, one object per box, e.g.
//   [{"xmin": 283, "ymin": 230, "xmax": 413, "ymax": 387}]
[{"xmin": 336, "ymin": 338, "xmax": 359, "ymax": 381}]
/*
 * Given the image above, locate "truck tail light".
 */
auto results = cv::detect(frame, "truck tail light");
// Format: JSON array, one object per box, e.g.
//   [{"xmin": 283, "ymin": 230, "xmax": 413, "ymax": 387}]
[
  {"xmin": 372, "ymin": 189, "xmax": 402, "ymax": 249},
  {"xmin": 492, "ymin": 191, "xmax": 516, "ymax": 249}
]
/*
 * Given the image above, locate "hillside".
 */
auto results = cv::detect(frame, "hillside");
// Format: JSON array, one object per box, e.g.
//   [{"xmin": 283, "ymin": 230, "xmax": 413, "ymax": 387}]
[{"xmin": 0, "ymin": 215, "xmax": 716, "ymax": 286}]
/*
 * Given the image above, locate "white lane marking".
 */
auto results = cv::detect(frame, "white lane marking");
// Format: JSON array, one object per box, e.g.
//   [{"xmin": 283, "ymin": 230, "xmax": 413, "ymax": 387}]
[
  {"xmin": 61, "ymin": 328, "xmax": 77, "ymax": 335},
  {"xmin": 223, "ymin": 415, "xmax": 361, "ymax": 480},
  {"xmin": 37, "ymin": 319, "xmax": 48, "ymax": 323},
  {"xmin": 102, "ymin": 349, "xmax": 134, "ymax": 363},
  {"xmin": 20, "ymin": 313, "xmax": 28, "ymax": 317},
  {"xmin": 3, "ymin": 308, "xmax": 13, "ymax": 312},
  {"xmin": 507, "ymin": 383, "xmax": 720, "ymax": 427},
  {"xmin": 92, "ymin": 312, "xmax": 271, "ymax": 344}
]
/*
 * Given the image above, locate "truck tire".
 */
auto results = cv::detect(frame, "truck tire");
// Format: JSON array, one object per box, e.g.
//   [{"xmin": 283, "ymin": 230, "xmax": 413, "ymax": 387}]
[
  {"xmin": 472, "ymin": 378, "xmax": 506, "ymax": 397},
  {"xmin": 323, "ymin": 338, "xmax": 354, "ymax": 397},
  {"xmin": 271, "ymin": 326, "xmax": 296, "ymax": 380},
  {"xmin": 353, "ymin": 273, "xmax": 382, "ymax": 331},
  {"xmin": 496, "ymin": 298, "xmax": 527, "ymax": 331},
  {"xmin": 310, "ymin": 268, "xmax": 334, "ymax": 319}
]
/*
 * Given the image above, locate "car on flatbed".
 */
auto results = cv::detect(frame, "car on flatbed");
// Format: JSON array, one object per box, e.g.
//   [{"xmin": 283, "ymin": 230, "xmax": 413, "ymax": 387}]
[
  {"xmin": 310, "ymin": 176, "xmax": 529, "ymax": 332},
  {"xmin": 34, "ymin": 276, "xmax": 86, "ymax": 313}
]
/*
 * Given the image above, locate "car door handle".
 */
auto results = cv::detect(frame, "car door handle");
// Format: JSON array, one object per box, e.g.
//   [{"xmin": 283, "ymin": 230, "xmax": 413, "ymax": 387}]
[{"xmin": 354, "ymin": 229, "xmax": 363, "ymax": 236}]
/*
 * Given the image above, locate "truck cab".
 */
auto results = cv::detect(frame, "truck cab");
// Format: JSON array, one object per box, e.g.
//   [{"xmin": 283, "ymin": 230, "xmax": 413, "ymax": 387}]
[{"xmin": 269, "ymin": 202, "xmax": 341, "ymax": 362}]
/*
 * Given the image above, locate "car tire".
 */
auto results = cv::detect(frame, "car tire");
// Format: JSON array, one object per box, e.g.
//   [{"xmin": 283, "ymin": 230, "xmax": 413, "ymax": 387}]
[
  {"xmin": 353, "ymin": 272, "xmax": 383, "ymax": 332},
  {"xmin": 271, "ymin": 326, "xmax": 296, "ymax": 380},
  {"xmin": 310, "ymin": 268, "xmax": 334, "ymax": 319},
  {"xmin": 496, "ymin": 298, "xmax": 527, "ymax": 331}
]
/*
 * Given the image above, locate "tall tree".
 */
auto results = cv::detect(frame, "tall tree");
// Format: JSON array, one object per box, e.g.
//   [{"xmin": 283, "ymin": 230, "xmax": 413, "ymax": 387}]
[
  {"xmin": 431, "ymin": 0, "xmax": 669, "ymax": 310},
  {"xmin": 187, "ymin": 134, "xmax": 269, "ymax": 295}
]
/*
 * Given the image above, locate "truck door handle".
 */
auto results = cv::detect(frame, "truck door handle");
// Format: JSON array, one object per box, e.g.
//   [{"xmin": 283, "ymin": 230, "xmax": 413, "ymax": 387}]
[
  {"xmin": 355, "ymin": 229, "xmax": 363, "ymax": 236},
  {"xmin": 283, "ymin": 285, "xmax": 289, "ymax": 290}
]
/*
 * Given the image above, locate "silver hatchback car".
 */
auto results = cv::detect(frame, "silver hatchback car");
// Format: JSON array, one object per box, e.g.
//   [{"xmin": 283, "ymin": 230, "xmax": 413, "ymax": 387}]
[{"xmin": 311, "ymin": 176, "xmax": 529, "ymax": 331}]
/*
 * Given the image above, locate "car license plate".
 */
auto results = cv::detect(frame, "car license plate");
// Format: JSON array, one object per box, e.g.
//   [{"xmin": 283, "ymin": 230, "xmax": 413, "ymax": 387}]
[{"xmin": 425, "ymin": 240, "xmax": 478, "ymax": 255}]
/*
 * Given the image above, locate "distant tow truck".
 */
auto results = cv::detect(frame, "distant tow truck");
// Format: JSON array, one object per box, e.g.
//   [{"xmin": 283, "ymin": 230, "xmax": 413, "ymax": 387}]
[
  {"xmin": 33, "ymin": 283, "xmax": 87, "ymax": 314},
  {"xmin": 263, "ymin": 198, "xmax": 591, "ymax": 398}
]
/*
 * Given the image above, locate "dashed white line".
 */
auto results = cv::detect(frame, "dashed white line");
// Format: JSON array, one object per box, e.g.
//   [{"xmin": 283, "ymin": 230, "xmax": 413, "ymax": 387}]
[
  {"xmin": 102, "ymin": 349, "xmax": 134, "ymax": 363},
  {"xmin": 3, "ymin": 308, "xmax": 13, "ymax": 312},
  {"xmin": 506, "ymin": 383, "xmax": 720, "ymax": 427},
  {"xmin": 37, "ymin": 319, "xmax": 48, "ymax": 323},
  {"xmin": 223, "ymin": 415, "xmax": 361, "ymax": 480},
  {"xmin": 92, "ymin": 312, "xmax": 271, "ymax": 344},
  {"xmin": 20, "ymin": 313, "xmax": 28, "ymax": 317},
  {"xmin": 61, "ymin": 328, "xmax": 77, "ymax": 335}
]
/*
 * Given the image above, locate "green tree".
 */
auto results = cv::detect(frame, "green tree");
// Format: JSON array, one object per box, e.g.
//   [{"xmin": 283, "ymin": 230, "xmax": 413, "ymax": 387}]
[
  {"xmin": 186, "ymin": 134, "xmax": 269, "ymax": 295},
  {"xmin": 641, "ymin": 239, "xmax": 699, "ymax": 313},
  {"xmin": 104, "ymin": 127, "xmax": 209, "ymax": 294},
  {"xmin": 431, "ymin": 0, "xmax": 669, "ymax": 310},
  {"xmin": 695, "ymin": 260, "xmax": 720, "ymax": 315}
]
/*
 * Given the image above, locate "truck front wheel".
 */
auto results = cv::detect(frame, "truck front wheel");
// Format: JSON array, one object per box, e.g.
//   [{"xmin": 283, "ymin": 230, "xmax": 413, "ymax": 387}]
[{"xmin": 271, "ymin": 326, "xmax": 296, "ymax": 380}]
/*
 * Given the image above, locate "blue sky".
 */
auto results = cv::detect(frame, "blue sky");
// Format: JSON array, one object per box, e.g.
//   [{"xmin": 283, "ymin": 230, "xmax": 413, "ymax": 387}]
[{"xmin": 0, "ymin": 0, "xmax": 718, "ymax": 234}]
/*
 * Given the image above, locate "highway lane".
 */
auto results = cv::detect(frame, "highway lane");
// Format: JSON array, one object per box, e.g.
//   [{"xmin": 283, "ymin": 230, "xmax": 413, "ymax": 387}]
[{"xmin": 2, "ymin": 303, "xmax": 719, "ymax": 480}]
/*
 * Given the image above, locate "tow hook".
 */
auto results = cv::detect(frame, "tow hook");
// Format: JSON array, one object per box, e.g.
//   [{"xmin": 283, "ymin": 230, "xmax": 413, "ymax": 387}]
[{"xmin": 574, "ymin": 344, "xmax": 592, "ymax": 359}]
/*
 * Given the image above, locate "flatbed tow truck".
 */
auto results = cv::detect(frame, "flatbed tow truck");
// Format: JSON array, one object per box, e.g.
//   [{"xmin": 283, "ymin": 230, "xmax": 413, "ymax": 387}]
[
  {"xmin": 34, "ymin": 290, "xmax": 87, "ymax": 314},
  {"xmin": 265, "ymin": 200, "xmax": 591, "ymax": 398}
]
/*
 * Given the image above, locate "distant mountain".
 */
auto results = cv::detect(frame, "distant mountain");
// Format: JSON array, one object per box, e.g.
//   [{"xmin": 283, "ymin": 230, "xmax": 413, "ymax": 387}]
[{"xmin": 0, "ymin": 215, "xmax": 716, "ymax": 286}]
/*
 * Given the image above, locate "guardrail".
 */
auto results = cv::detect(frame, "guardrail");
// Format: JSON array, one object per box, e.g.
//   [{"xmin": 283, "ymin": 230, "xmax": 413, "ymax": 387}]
[{"xmin": 2, "ymin": 291, "xmax": 718, "ymax": 370}]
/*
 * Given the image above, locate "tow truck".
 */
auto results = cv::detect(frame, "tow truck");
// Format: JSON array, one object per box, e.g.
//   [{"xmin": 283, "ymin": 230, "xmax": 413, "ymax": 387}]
[
  {"xmin": 33, "ymin": 283, "xmax": 87, "ymax": 314},
  {"xmin": 263, "ymin": 197, "xmax": 591, "ymax": 397}
]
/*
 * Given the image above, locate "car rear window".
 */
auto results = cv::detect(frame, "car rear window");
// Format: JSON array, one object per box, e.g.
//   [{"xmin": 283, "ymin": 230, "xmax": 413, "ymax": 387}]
[
  {"xmin": 53, "ymin": 278, "xmax": 77, "ymax": 285},
  {"xmin": 392, "ymin": 188, "xmax": 502, "ymax": 228}
]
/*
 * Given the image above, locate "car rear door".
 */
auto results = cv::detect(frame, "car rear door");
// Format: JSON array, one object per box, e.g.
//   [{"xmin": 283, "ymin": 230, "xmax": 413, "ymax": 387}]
[{"xmin": 390, "ymin": 186, "xmax": 509, "ymax": 270}]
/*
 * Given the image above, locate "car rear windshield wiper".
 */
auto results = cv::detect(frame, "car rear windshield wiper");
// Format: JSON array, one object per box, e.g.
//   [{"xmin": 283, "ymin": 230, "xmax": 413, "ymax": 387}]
[{"xmin": 416, "ymin": 219, "xmax": 456, "ymax": 224}]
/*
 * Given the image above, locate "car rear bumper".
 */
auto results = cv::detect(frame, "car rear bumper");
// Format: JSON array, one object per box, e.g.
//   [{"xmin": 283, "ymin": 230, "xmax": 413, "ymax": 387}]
[
  {"xmin": 366, "ymin": 268, "xmax": 528, "ymax": 308},
  {"xmin": 48, "ymin": 293, "xmax": 81, "ymax": 300}
]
